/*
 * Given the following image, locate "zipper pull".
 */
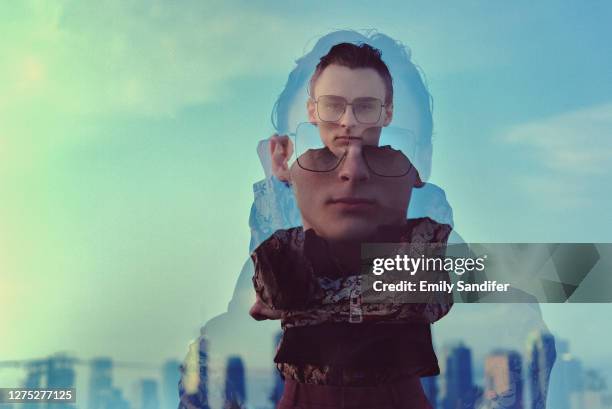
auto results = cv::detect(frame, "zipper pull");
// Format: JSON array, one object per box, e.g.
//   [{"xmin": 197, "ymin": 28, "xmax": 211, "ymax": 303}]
[{"xmin": 349, "ymin": 285, "xmax": 363, "ymax": 324}]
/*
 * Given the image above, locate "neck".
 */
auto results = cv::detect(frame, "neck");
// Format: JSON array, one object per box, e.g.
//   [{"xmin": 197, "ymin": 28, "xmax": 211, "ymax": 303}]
[
  {"xmin": 325, "ymin": 226, "xmax": 387, "ymax": 273},
  {"xmin": 306, "ymin": 219, "xmax": 409, "ymax": 273},
  {"xmin": 327, "ymin": 240, "xmax": 362, "ymax": 274}
]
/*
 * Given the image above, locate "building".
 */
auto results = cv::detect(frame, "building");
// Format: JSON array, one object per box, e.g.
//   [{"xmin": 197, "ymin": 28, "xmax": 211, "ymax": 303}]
[
  {"xmin": 46, "ymin": 355, "xmax": 77, "ymax": 409},
  {"xmin": 178, "ymin": 334, "xmax": 210, "ymax": 409},
  {"xmin": 89, "ymin": 358, "xmax": 113, "ymax": 409},
  {"xmin": 444, "ymin": 343, "xmax": 479, "ymax": 409},
  {"xmin": 548, "ymin": 346, "xmax": 583, "ymax": 409},
  {"xmin": 527, "ymin": 332, "xmax": 556, "ymax": 409},
  {"xmin": 484, "ymin": 350, "xmax": 523, "ymax": 409},
  {"xmin": 136, "ymin": 379, "xmax": 159, "ymax": 409},
  {"xmin": 224, "ymin": 356, "xmax": 246, "ymax": 408},
  {"xmin": 162, "ymin": 360, "xmax": 181, "ymax": 409}
]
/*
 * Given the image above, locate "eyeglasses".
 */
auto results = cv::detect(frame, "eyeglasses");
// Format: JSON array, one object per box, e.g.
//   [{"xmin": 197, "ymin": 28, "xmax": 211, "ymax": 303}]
[
  {"xmin": 289, "ymin": 122, "xmax": 418, "ymax": 178},
  {"xmin": 313, "ymin": 95, "xmax": 386, "ymax": 124}
]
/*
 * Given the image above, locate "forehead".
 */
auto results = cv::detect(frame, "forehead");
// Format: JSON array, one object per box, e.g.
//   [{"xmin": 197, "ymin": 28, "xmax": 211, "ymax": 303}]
[{"xmin": 313, "ymin": 65, "xmax": 387, "ymax": 101}]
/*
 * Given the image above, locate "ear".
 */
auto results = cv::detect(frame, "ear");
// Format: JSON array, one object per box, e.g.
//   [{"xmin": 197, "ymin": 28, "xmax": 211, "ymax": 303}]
[
  {"xmin": 270, "ymin": 134, "xmax": 293, "ymax": 182},
  {"xmin": 382, "ymin": 102, "xmax": 393, "ymax": 126},
  {"xmin": 307, "ymin": 98, "xmax": 317, "ymax": 123}
]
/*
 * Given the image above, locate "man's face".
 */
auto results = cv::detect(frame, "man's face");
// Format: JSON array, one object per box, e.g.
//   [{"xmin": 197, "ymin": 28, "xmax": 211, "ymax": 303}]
[
  {"xmin": 289, "ymin": 64, "xmax": 420, "ymax": 242},
  {"xmin": 286, "ymin": 72, "xmax": 432, "ymax": 181}
]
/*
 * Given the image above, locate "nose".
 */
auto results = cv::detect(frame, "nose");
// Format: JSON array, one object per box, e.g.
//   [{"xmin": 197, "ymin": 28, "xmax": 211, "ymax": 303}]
[
  {"xmin": 338, "ymin": 104, "xmax": 358, "ymax": 128},
  {"xmin": 338, "ymin": 144, "xmax": 370, "ymax": 182}
]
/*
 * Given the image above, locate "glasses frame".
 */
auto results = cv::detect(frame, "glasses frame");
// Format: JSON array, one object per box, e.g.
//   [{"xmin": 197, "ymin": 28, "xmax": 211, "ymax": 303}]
[
  {"xmin": 313, "ymin": 95, "xmax": 386, "ymax": 125},
  {"xmin": 289, "ymin": 122, "xmax": 415, "ymax": 178}
]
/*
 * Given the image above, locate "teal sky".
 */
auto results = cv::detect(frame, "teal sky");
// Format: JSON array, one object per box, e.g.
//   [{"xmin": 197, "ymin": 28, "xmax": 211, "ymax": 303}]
[{"xmin": 1, "ymin": 0, "xmax": 612, "ymax": 398}]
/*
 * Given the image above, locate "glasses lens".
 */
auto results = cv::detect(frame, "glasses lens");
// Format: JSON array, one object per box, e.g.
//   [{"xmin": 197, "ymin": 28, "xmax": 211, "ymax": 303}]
[
  {"xmin": 294, "ymin": 122, "xmax": 344, "ymax": 172},
  {"xmin": 317, "ymin": 95, "xmax": 346, "ymax": 122},
  {"xmin": 362, "ymin": 126, "xmax": 418, "ymax": 177},
  {"xmin": 353, "ymin": 97, "xmax": 383, "ymax": 124}
]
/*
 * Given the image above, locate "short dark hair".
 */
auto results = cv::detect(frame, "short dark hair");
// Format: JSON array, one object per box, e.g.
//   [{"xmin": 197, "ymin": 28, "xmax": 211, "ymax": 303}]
[{"xmin": 308, "ymin": 42, "xmax": 394, "ymax": 104}]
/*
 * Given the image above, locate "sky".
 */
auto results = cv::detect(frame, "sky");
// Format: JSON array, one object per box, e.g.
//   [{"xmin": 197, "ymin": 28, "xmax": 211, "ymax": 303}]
[{"xmin": 1, "ymin": 0, "xmax": 612, "ymax": 404}]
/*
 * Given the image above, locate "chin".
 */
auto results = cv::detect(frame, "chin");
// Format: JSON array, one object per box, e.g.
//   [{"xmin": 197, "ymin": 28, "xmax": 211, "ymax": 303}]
[{"xmin": 320, "ymin": 218, "xmax": 379, "ymax": 242}]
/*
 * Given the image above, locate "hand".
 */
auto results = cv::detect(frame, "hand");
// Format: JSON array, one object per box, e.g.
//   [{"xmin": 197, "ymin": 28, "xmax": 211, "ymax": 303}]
[
  {"xmin": 249, "ymin": 294, "xmax": 282, "ymax": 320},
  {"xmin": 269, "ymin": 134, "xmax": 293, "ymax": 182}
]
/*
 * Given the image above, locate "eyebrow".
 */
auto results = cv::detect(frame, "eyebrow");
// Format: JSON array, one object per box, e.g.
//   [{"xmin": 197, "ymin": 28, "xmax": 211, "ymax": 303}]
[{"xmin": 318, "ymin": 95, "xmax": 384, "ymax": 101}]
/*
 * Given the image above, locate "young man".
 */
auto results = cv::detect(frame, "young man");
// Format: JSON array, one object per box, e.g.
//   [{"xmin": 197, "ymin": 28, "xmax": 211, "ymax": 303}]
[
  {"xmin": 250, "ymin": 42, "xmax": 452, "ymax": 409},
  {"xmin": 179, "ymin": 32, "xmax": 555, "ymax": 409}
]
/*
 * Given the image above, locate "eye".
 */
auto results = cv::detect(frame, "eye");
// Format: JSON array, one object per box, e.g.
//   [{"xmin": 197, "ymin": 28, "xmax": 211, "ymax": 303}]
[
  {"xmin": 356, "ymin": 103, "xmax": 376, "ymax": 111},
  {"xmin": 324, "ymin": 102, "xmax": 343, "ymax": 110}
]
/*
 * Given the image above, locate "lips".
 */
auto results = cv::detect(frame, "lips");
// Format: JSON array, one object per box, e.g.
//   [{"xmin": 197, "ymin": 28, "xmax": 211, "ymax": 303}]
[
  {"xmin": 330, "ymin": 197, "xmax": 375, "ymax": 205},
  {"xmin": 333, "ymin": 136, "xmax": 352, "ymax": 146},
  {"xmin": 328, "ymin": 197, "xmax": 376, "ymax": 211}
]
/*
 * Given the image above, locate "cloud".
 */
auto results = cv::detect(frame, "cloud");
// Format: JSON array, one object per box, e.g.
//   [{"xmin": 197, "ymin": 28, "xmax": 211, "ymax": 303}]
[
  {"xmin": 0, "ymin": 0, "xmax": 316, "ymax": 175},
  {"xmin": 0, "ymin": 1, "xmax": 530, "ymax": 121},
  {"xmin": 503, "ymin": 103, "xmax": 612, "ymax": 175},
  {"xmin": 500, "ymin": 103, "xmax": 612, "ymax": 208},
  {"xmin": 0, "ymin": 0, "xmax": 309, "ymax": 118}
]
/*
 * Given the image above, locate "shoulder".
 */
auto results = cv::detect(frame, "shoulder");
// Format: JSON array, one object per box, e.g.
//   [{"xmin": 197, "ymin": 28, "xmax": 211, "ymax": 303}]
[
  {"xmin": 405, "ymin": 217, "xmax": 453, "ymax": 243},
  {"xmin": 252, "ymin": 226, "xmax": 304, "ymax": 257},
  {"xmin": 250, "ymin": 226, "xmax": 316, "ymax": 310},
  {"xmin": 251, "ymin": 226, "xmax": 305, "ymax": 275}
]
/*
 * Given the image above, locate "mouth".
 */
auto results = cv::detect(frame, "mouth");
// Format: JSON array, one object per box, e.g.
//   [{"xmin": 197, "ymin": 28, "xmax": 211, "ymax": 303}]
[
  {"xmin": 333, "ymin": 136, "xmax": 350, "ymax": 147},
  {"xmin": 334, "ymin": 135, "xmax": 359, "ymax": 141},
  {"xmin": 328, "ymin": 197, "xmax": 376, "ymax": 211}
]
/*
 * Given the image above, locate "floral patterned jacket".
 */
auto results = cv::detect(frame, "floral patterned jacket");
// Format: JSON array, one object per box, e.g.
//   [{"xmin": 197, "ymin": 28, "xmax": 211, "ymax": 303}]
[{"xmin": 251, "ymin": 217, "xmax": 453, "ymax": 386}]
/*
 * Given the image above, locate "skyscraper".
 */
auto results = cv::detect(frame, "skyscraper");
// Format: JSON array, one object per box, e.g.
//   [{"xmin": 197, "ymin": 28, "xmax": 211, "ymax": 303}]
[
  {"xmin": 87, "ymin": 357, "xmax": 131, "ymax": 409},
  {"xmin": 23, "ymin": 360, "xmax": 46, "ymax": 409},
  {"xmin": 224, "ymin": 356, "xmax": 246, "ymax": 409},
  {"xmin": 444, "ymin": 342, "xmax": 478, "ymax": 409},
  {"xmin": 178, "ymin": 333, "xmax": 210, "ymax": 409},
  {"xmin": 19, "ymin": 356, "xmax": 76, "ymax": 409},
  {"xmin": 104, "ymin": 388, "xmax": 130, "ymax": 409},
  {"xmin": 162, "ymin": 360, "xmax": 181, "ymax": 409},
  {"xmin": 547, "ymin": 338, "xmax": 583, "ymax": 409},
  {"xmin": 484, "ymin": 350, "xmax": 523, "ymax": 409},
  {"xmin": 89, "ymin": 358, "xmax": 113, "ymax": 409},
  {"xmin": 46, "ymin": 355, "xmax": 76, "ymax": 409},
  {"xmin": 527, "ymin": 332, "xmax": 556, "ymax": 409},
  {"xmin": 138, "ymin": 379, "xmax": 160, "ymax": 409}
]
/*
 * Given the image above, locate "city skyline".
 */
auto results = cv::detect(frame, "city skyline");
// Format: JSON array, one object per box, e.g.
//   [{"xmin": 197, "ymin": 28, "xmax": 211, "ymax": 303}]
[{"xmin": 2, "ymin": 330, "xmax": 612, "ymax": 409}]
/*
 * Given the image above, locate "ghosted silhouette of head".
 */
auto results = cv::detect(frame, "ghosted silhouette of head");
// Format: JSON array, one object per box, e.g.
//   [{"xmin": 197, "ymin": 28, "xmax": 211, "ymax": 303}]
[{"xmin": 269, "ymin": 30, "xmax": 435, "ymax": 182}]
